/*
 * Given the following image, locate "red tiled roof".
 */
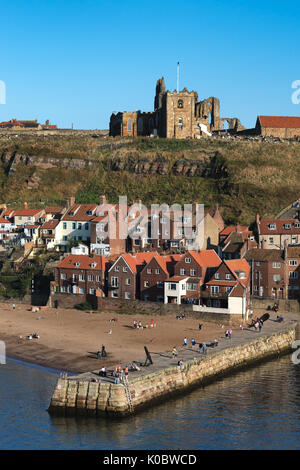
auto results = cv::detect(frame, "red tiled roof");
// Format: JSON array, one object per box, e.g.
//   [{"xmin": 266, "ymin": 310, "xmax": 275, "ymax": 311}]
[
  {"xmin": 189, "ymin": 250, "xmax": 222, "ymax": 267},
  {"xmin": 14, "ymin": 209, "xmax": 44, "ymax": 217},
  {"xmin": 225, "ymin": 259, "xmax": 250, "ymax": 287},
  {"xmin": 259, "ymin": 115, "xmax": 300, "ymax": 129},
  {"xmin": 166, "ymin": 275, "xmax": 188, "ymax": 282},
  {"xmin": 57, "ymin": 254, "xmax": 106, "ymax": 271},
  {"xmin": 42, "ymin": 219, "xmax": 59, "ymax": 229},
  {"xmin": 45, "ymin": 206, "xmax": 64, "ymax": 214},
  {"xmin": 220, "ymin": 225, "xmax": 248, "ymax": 236},
  {"xmin": 61, "ymin": 204, "xmax": 98, "ymax": 222},
  {"xmin": 259, "ymin": 219, "xmax": 300, "ymax": 235}
]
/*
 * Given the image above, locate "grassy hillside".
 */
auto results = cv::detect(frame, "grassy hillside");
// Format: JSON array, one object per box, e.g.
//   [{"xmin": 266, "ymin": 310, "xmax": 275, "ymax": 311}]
[{"xmin": 0, "ymin": 134, "xmax": 300, "ymax": 224}]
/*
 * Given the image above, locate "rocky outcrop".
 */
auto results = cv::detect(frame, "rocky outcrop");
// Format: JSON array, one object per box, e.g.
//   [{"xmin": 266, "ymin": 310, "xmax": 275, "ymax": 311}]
[{"xmin": 1, "ymin": 149, "xmax": 229, "ymax": 179}]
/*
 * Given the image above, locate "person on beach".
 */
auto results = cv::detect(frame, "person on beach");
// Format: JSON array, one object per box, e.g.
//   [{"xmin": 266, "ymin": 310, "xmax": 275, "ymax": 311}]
[
  {"xmin": 178, "ymin": 360, "xmax": 183, "ymax": 368},
  {"xmin": 125, "ymin": 366, "xmax": 129, "ymax": 378},
  {"xmin": 254, "ymin": 321, "xmax": 259, "ymax": 331},
  {"xmin": 172, "ymin": 347, "xmax": 178, "ymax": 358},
  {"xmin": 97, "ymin": 351, "xmax": 102, "ymax": 359},
  {"xmin": 258, "ymin": 321, "xmax": 262, "ymax": 332},
  {"xmin": 202, "ymin": 342, "xmax": 207, "ymax": 355},
  {"xmin": 114, "ymin": 372, "xmax": 120, "ymax": 384},
  {"xmin": 225, "ymin": 330, "xmax": 229, "ymax": 339},
  {"xmin": 101, "ymin": 345, "xmax": 107, "ymax": 357},
  {"xmin": 199, "ymin": 343, "xmax": 203, "ymax": 353},
  {"xmin": 191, "ymin": 338, "xmax": 196, "ymax": 347},
  {"xmin": 228, "ymin": 329, "xmax": 232, "ymax": 339},
  {"xmin": 183, "ymin": 337, "xmax": 188, "ymax": 346},
  {"xmin": 133, "ymin": 320, "xmax": 137, "ymax": 329},
  {"xmin": 12, "ymin": 304, "xmax": 15, "ymax": 310}
]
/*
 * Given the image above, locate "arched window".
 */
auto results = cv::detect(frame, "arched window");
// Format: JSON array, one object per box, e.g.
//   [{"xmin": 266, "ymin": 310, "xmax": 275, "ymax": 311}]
[
  {"xmin": 127, "ymin": 118, "xmax": 132, "ymax": 132},
  {"xmin": 138, "ymin": 117, "xmax": 143, "ymax": 133},
  {"xmin": 178, "ymin": 99, "xmax": 183, "ymax": 108},
  {"xmin": 178, "ymin": 117, "xmax": 183, "ymax": 128}
]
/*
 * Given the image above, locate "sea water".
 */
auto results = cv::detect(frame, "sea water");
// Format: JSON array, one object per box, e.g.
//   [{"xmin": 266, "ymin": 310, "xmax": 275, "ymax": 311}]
[{"xmin": 0, "ymin": 355, "xmax": 300, "ymax": 449}]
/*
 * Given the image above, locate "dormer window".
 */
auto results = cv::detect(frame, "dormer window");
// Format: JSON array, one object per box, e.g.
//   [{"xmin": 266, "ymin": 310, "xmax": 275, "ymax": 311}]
[
  {"xmin": 75, "ymin": 262, "xmax": 80, "ymax": 267},
  {"xmin": 91, "ymin": 262, "xmax": 97, "ymax": 268},
  {"xmin": 269, "ymin": 224, "xmax": 276, "ymax": 230},
  {"xmin": 87, "ymin": 211, "xmax": 93, "ymax": 216},
  {"xmin": 69, "ymin": 212, "xmax": 74, "ymax": 217},
  {"xmin": 294, "ymin": 223, "xmax": 300, "ymax": 228},
  {"xmin": 284, "ymin": 224, "xmax": 291, "ymax": 229}
]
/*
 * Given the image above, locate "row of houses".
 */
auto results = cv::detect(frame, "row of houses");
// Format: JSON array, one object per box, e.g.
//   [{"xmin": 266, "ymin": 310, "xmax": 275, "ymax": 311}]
[{"xmin": 51, "ymin": 250, "xmax": 251, "ymax": 317}]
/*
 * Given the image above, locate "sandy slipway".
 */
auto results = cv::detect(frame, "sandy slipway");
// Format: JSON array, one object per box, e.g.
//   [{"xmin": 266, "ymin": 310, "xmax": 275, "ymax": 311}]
[{"xmin": 49, "ymin": 315, "xmax": 300, "ymax": 417}]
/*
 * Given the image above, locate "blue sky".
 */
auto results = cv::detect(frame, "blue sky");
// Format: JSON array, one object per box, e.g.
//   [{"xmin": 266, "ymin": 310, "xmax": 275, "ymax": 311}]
[{"xmin": 0, "ymin": 0, "xmax": 299, "ymax": 129}]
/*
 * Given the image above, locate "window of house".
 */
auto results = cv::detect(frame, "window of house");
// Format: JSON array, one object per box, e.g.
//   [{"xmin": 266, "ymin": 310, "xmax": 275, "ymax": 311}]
[
  {"xmin": 63, "ymin": 235, "xmax": 67, "ymax": 241},
  {"xmin": 85, "ymin": 223, "xmax": 89, "ymax": 230},
  {"xmin": 187, "ymin": 283, "xmax": 196, "ymax": 291},
  {"xmin": 144, "ymin": 281, "xmax": 149, "ymax": 287},
  {"xmin": 111, "ymin": 277, "xmax": 118, "ymax": 287},
  {"xmin": 75, "ymin": 262, "xmax": 80, "ymax": 267},
  {"xmin": 125, "ymin": 278, "xmax": 131, "ymax": 285},
  {"xmin": 72, "ymin": 222, "xmax": 76, "ymax": 230},
  {"xmin": 178, "ymin": 99, "xmax": 183, "ymax": 108},
  {"xmin": 272, "ymin": 262, "xmax": 281, "ymax": 268},
  {"xmin": 88, "ymin": 275, "xmax": 94, "ymax": 281},
  {"xmin": 225, "ymin": 274, "xmax": 231, "ymax": 280},
  {"xmin": 210, "ymin": 286, "xmax": 219, "ymax": 293},
  {"xmin": 190, "ymin": 269, "xmax": 196, "ymax": 276},
  {"xmin": 73, "ymin": 274, "xmax": 78, "ymax": 282},
  {"xmin": 61, "ymin": 286, "xmax": 66, "ymax": 293},
  {"xmin": 78, "ymin": 223, "xmax": 82, "ymax": 230},
  {"xmin": 63, "ymin": 222, "xmax": 67, "ymax": 230},
  {"xmin": 273, "ymin": 274, "xmax": 281, "ymax": 282},
  {"xmin": 89, "ymin": 288, "xmax": 96, "ymax": 295},
  {"xmin": 147, "ymin": 268, "xmax": 152, "ymax": 274},
  {"xmin": 79, "ymin": 287, "xmax": 85, "ymax": 294},
  {"xmin": 269, "ymin": 237, "xmax": 274, "ymax": 244},
  {"xmin": 157, "ymin": 282, "xmax": 164, "ymax": 288},
  {"xmin": 226, "ymin": 286, "xmax": 233, "ymax": 294},
  {"xmin": 178, "ymin": 117, "xmax": 183, "ymax": 128},
  {"xmin": 112, "ymin": 291, "xmax": 118, "ymax": 298},
  {"xmin": 290, "ymin": 271, "xmax": 298, "ymax": 279},
  {"xmin": 180, "ymin": 268, "xmax": 186, "ymax": 275},
  {"xmin": 269, "ymin": 224, "xmax": 276, "ymax": 230},
  {"xmin": 284, "ymin": 224, "xmax": 291, "ymax": 229},
  {"xmin": 125, "ymin": 292, "xmax": 131, "ymax": 299},
  {"xmin": 292, "ymin": 236, "xmax": 298, "ymax": 244},
  {"xmin": 123, "ymin": 267, "xmax": 128, "ymax": 272},
  {"xmin": 96, "ymin": 276, "xmax": 101, "ymax": 282},
  {"xmin": 79, "ymin": 274, "xmax": 85, "ymax": 282},
  {"xmin": 256, "ymin": 262, "xmax": 261, "ymax": 266},
  {"xmin": 61, "ymin": 273, "xmax": 66, "ymax": 280},
  {"xmin": 155, "ymin": 269, "xmax": 160, "ymax": 274},
  {"xmin": 289, "ymin": 260, "xmax": 298, "ymax": 266},
  {"xmin": 115, "ymin": 266, "xmax": 120, "ymax": 272},
  {"xmin": 169, "ymin": 283, "xmax": 177, "ymax": 290},
  {"xmin": 185, "ymin": 258, "xmax": 191, "ymax": 263},
  {"xmin": 181, "ymin": 284, "xmax": 186, "ymax": 291},
  {"xmin": 294, "ymin": 223, "xmax": 300, "ymax": 228},
  {"xmin": 215, "ymin": 273, "xmax": 220, "ymax": 279}
]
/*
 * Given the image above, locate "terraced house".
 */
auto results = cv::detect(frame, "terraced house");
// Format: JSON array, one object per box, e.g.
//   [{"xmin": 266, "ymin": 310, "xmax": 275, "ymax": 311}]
[
  {"xmin": 52, "ymin": 254, "xmax": 107, "ymax": 307},
  {"xmin": 256, "ymin": 214, "xmax": 300, "ymax": 249}
]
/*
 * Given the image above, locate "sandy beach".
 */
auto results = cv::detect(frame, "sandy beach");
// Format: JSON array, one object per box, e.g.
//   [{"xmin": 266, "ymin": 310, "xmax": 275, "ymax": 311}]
[{"xmin": 0, "ymin": 302, "xmax": 248, "ymax": 373}]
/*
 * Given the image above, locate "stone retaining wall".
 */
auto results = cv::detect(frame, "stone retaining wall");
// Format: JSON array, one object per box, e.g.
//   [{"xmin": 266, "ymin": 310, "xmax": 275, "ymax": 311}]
[{"xmin": 48, "ymin": 323, "xmax": 297, "ymax": 417}]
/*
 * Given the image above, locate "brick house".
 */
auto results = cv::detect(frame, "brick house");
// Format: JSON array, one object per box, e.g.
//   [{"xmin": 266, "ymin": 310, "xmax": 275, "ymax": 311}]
[
  {"xmin": 244, "ymin": 249, "xmax": 286, "ymax": 299},
  {"xmin": 140, "ymin": 254, "xmax": 182, "ymax": 302},
  {"xmin": 164, "ymin": 250, "xmax": 222, "ymax": 304},
  {"xmin": 52, "ymin": 254, "xmax": 107, "ymax": 304},
  {"xmin": 107, "ymin": 252, "xmax": 157, "ymax": 300},
  {"xmin": 203, "ymin": 259, "xmax": 251, "ymax": 311},
  {"xmin": 256, "ymin": 214, "xmax": 300, "ymax": 249},
  {"xmin": 56, "ymin": 203, "xmax": 98, "ymax": 249}
]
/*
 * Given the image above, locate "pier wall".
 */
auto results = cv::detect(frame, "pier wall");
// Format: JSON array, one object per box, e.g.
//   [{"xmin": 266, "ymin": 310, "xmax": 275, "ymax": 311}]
[{"xmin": 48, "ymin": 324, "xmax": 297, "ymax": 417}]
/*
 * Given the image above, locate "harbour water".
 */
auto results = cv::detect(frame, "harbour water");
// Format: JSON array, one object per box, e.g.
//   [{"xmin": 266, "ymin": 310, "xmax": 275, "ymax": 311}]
[{"xmin": 0, "ymin": 355, "xmax": 300, "ymax": 449}]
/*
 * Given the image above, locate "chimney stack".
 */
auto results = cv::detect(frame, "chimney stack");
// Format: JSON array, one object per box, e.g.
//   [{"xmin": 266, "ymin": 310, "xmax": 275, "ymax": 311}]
[
  {"xmin": 24, "ymin": 202, "xmax": 28, "ymax": 210},
  {"xmin": 66, "ymin": 196, "xmax": 75, "ymax": 209}
]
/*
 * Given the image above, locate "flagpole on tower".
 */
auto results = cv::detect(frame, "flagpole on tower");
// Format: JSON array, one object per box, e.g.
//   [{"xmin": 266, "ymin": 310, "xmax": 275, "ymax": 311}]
[{"xmin": 177, "ymin": 61, "xmax": 180, "ymax": 93}]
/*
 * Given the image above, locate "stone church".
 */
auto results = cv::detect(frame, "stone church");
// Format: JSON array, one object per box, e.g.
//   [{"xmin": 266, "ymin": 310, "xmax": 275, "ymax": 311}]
[{"xmin": 109, "ymin": 77, "xmax": 244, "ymax": 139}]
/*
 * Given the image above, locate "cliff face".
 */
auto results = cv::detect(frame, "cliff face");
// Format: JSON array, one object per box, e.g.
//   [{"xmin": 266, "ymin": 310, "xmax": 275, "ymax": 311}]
[{"xmin": 1, "ymin": 150, "xmax": 228, "ymax": 178}]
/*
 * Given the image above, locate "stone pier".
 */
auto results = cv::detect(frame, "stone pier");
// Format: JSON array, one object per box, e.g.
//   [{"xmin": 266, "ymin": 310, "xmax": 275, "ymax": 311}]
[{"xmin": 48, "ymin": 319, "xmax": 299, "ymax": 417}]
